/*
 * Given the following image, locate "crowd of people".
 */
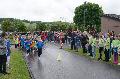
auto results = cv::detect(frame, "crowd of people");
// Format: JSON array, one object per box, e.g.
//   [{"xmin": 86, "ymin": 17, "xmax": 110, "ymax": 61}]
[
  {"xmin": 14, "ymin": 31, "xmax": 120, "ymax": 65},
  {"xmin": 0, "ymin": 30, "xmax": 120, "ymax": 75},
  {"xmin": 44, "ymin": 30, "xmax": 120, "ymax": 64},
  {"xmin": 14, "ymin": 32, "xmax": 45, "ymax": 60}
]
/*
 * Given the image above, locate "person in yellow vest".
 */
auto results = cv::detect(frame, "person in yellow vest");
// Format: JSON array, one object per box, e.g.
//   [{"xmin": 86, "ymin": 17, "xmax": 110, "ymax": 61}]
[
  {"xmin": 104, "ymin": 34, "xmax": 110, "ymax": 62},
  {"xmin": 88, "ymin": 34, "xmax": 93, "ymax": 56},
  {"xmin": 18, "ymin": 35, "xmax": 21, "ymax": 47},
  {"xmin": 118, "ymin": 34, "xmax": 120, "ymax": 56},
  {"xmin": 14, "ymin": 36, "xmax": 19, "ymax": 48},
  {"xmin": 112, "ymin": 35, "xmax": 119, "ymax": 64},
  {"xmin": 118, "ymin": 39, "xmax": 120, "ymax": 65},
  {"xmin": 98, "ymin": 35, "xmax": 104, "ymax": 61},
  {"xmin": 91, "ymin": 35, "xmax": 97, "ymax": 58}
]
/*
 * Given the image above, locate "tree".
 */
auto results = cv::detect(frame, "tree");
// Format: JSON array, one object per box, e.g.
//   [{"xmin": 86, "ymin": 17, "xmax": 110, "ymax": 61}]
[
  {"xmin": 1, "ymin": 19, "xmax": 12, "ymax": 32},
  {"xmin": 13, "ymin": 20, "xmax": 27, "ymax": 32},
  {"xmin": 49, "ymin": 21, "xmax": 69, "ymax": 31},
  {"xmin": 49, "ymin": 22, "xmax": 58, "ymax": 31},
  {"xmin": 56, "ymin": 21, "xmax": 67, "ymax": 31},
  {"xmin": 74, "ymin": 2, "xmax": 104, "ymax": 32},
  {"xmin": 36, "ymin": 22, "xmax": 47, "ymax": 31},
  {"xmin": 26, "ymin": 23, "xmax": 36, "ymax": 32}
]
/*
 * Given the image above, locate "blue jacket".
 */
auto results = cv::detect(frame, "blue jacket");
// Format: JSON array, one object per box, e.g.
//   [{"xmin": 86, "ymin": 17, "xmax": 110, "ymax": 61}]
[
  {"xmin": 6, "ymin": 39, "xmax": 11, "ymax": 49},
  {"xmin": 21, "ymin": 38, "xmax": 25, "ymax": 46},
  {"xmin": 5, "ymin": 39, "xmax": 11, "ymax": 56},
  {"xmin": 25, "ymin": 40, "xmax": 31, "ymax": 50},
  {"xmin": 36, "ymin": 41, "xmax": 44, "ymax": 49}
]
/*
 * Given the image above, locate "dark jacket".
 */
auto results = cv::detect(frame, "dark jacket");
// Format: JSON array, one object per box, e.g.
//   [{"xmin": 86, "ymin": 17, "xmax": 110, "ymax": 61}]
[{"xmin": 81, "ymin": 35, "xmax": 88, "ymax": 45}]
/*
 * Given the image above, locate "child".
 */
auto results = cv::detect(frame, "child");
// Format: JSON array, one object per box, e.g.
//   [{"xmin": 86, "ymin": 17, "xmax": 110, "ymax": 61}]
[
  {"xmin": 36, "ymin": 37, "xmax": 44, "ymax": 60},
  {"xmin": 112, "ymin": 35, "xmax": 119, "ymax": 64},
  {"xmin": 14, "ymin": 36, "xmax": 19, "ymax": 48},
  {"xmin": 21, "ymin": 35, "xmax": 25, "ymax": 49},
  {"xmin": 25, "ymin": 38, "xmax": 31, "ymax": 56},
  {"xmin": 30, "ymin": 40, "xmax": 35, "ymax": 54}
]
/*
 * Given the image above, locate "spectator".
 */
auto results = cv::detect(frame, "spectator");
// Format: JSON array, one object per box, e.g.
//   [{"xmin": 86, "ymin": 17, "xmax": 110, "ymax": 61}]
[
  {"xmin": 112, "ymin": 35, "xmax": 119, "ymax": 64},
  {"xmin": 98, "ymin": 36, "xmax": 104, "ymax": 60},
  {"xmin": 91, "ymin": 35, "xmax": 97, "ymax": 58},
  {"xmin": 71, "ymin": 32, "xmax": 76, "ymax": 50},
  {"xmin": 104, "ymin": 34, "xmax": 110, "ymax": 62},
  {"xmin": 0, "ymin": 32, "xmax": 8, "ymax": 74},
  {"xmin": 5, "ymin": 35, "xmax": 11, "ymax": 68},
  {"xmin": 75, "ymin": 32, "xmax": 81, "ymax": 52},
  {"xmin": 81, "ymin": 33, "xmax": 88, "ymax": 53}
]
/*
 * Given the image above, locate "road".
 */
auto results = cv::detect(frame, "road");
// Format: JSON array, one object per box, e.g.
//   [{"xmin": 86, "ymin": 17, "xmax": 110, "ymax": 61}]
[{"xmin": 25, "ymin": 43, "xmax": 120, "ymax": 79}]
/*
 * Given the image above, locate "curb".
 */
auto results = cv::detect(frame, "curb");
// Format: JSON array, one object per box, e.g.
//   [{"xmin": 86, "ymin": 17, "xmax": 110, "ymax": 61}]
[{"xmin": 21, "ymin": 50, "xmax": 35, "ymax": 79}]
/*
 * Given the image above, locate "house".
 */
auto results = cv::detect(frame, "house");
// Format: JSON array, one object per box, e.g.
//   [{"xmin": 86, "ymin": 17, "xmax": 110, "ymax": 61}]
[{"xmin": 101, "ymin": 14, "xmax": 120, "ymax": 35}]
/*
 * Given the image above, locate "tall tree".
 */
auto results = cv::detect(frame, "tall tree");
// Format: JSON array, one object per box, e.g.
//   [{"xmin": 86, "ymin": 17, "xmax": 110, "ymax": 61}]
[
  {"xmin": 1, "ymin": 19, "xmax": 12, "ymax": 32},
  {"xmin": 13, "ymin": 20, "xmax": 27, "ymax": 32},
  {"xmin": 36, "ymin": 22, "xmax": 47, "ymax": 31},
  {"xmin": 74, "ymin": 2, "xmax": 103, "ymax": 32}
]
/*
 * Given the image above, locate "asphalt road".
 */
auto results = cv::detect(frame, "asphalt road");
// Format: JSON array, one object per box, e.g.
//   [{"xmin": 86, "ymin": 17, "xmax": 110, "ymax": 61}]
[{"xmin": 26, "ymin": 43, "xmax": 120, "ymax": 79}]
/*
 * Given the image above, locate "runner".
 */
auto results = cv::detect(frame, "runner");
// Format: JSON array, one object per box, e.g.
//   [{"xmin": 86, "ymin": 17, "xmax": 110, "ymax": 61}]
[
  {"xmin": 59, "ymin": 31, "xmax": 65, "ymax": 49},
  {"xmin": 30, "ymin": 39, "xmax": 35, "ymax": 54},
  {"xmin": 36, "ymin": 36, "xmax": 44, "ymax": 60},
  {"xmin": 25, "ymin": 36, "xmax": 31, "ymax": 56}
]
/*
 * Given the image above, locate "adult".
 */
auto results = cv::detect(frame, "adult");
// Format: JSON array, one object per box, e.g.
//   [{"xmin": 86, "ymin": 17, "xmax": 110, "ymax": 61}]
[
  {"xmin": 0, "ymin": 32, "xmax": 8, "ymax": 74},
  {"xmin": 81, "ymin": 33, "xmax": 88, "ymax": 53}
]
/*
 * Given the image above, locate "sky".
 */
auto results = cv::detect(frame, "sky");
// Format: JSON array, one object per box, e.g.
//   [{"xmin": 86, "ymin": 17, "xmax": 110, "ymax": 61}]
[{"xmin": 0, "ymin": 0, "xmax": 120, "ymax": 22}]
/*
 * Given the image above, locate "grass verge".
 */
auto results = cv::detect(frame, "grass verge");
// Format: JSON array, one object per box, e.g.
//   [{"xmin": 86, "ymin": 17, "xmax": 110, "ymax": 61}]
[
  {"xmin": 0, "ymin": 49, "xmax": 31, "ymax": 79},
  {"xmin": 64, "ymin": 48, "xmax": 120, "ymax": 67}
]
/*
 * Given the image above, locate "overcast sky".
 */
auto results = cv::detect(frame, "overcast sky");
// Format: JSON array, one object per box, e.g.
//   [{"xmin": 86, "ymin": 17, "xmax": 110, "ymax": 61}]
[{"xmin": 0, "ymin": 0, "xmax": 120, "ymax": 22}]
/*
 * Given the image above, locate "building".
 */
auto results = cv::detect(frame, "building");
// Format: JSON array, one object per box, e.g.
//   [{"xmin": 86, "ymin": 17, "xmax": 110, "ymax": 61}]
[{"xmin": 101, "ymin": 14, "xmax": 120, "ymax": 35}]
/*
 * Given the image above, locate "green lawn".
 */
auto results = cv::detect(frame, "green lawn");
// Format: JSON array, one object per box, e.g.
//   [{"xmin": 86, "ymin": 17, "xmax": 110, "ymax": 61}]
[
  {"xmin": 64, "ymin": 48, "xmax": 120, "ymax": 66},
  {"xmin": 0, "ymin": 49, "xmax": 31, "ymax": 79}
]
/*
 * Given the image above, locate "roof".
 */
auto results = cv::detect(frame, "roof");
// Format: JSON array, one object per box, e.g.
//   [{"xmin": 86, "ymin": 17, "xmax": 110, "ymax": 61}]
[{"xmin": 102, "ymin": 14, "xmax": 120, "ymax": 22}]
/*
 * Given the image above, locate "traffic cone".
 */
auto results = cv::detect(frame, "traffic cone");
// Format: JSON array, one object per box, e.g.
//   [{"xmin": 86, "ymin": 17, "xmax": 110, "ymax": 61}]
[{"xmin": 57, "ymin": 52, "xmax": 61, "ymax": 61}]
